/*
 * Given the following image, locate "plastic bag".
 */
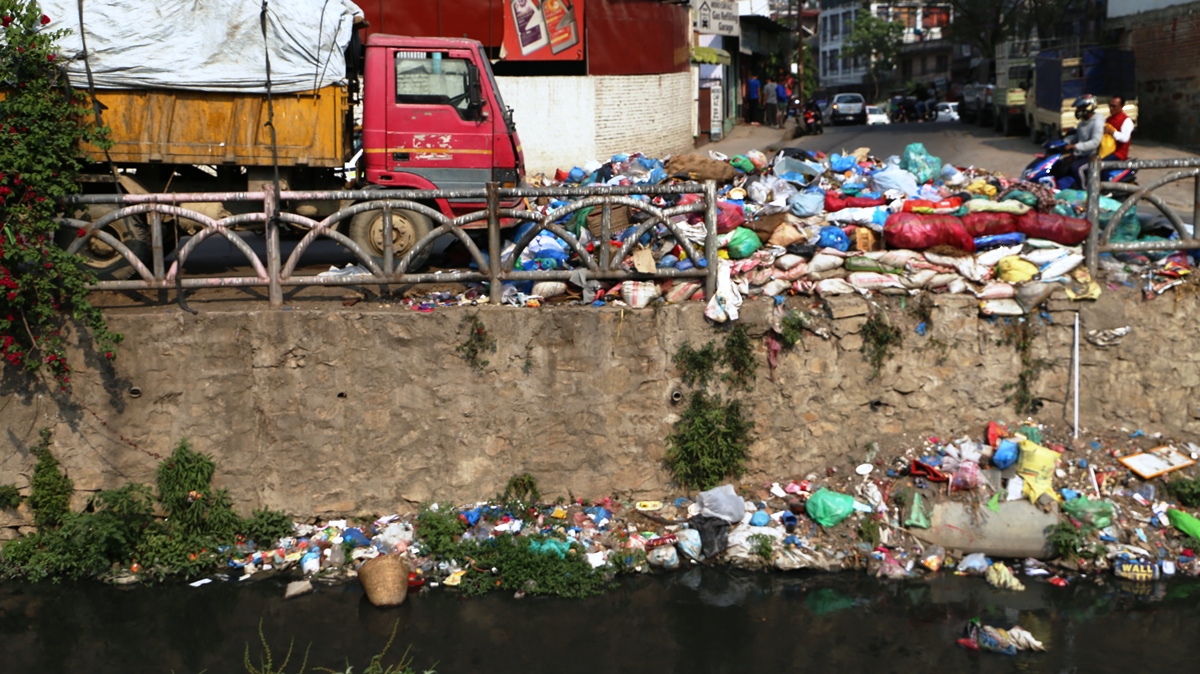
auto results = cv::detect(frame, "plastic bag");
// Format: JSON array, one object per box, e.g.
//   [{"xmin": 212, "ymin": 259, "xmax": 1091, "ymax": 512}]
[
  {"xmin": 830, "ymin": 153, "xmax": 858, "ymax": 173},
  {"xmin": 883, "ymin": 212, "xmax": 975, "ymax": 252},
  {"xmin": 725, "ymin": 227, "xmax": 763, "ymax": 259},
  {"xmin": 1015, "ymin": 211, "xmax": 1091, "ymax": 246},
  {"xmin": 746, "ymin": 149, "xmax": 769, "ymax": 171},
  {"xmin": 921, "ymin": 545, "xmax": 946, "ymax": 572},
  {"xmin": 774, "ymin": 156, "xmax": 822, "ymax": 185},
  {"xmin": 788, "ymin": 190, "xmax": 826, "ymax": 217},
  {"xmin": 905, "ymin": 492, "xmax": 931, "ymax": 528},
  {"xmin": 818, "ymin": 226, "xmax": 851, "ymax": 252},
  {"xmin": 806, "ymin": 488, "xmax": 855, "ymax": 527},
  {"xmin": 992, "ymin": 439, "xmax": 1019, "ymax": 470},
  {"xmin": 1168, "ymin": 508, "xmax": 1200, "ymax": 542},
  {"xmin": 900, "ymin": 142, "xmax": 943, "ymax": 184},
  {"xmin": 621, "ymin": 281, "xmax": 661, "ymax": 309},
  {"xmin": 1061, "ymin": 497, "xmax": 1113, "ymax": 529},
  {"xmin": 871, "ymin": 165, "xmax": 919, "ymax": 197},
  {"xmin": 647, "ymin": 544, "xmax": 680, "ymax": 570},
  {"xmin": 696, "ymin": 484, "xmax": 745, "ymax": 523},
  {"xmin": 996, "ymin": 256, "xmax": 1039, "ymax": 283},
  {"xmin": 958, "ymin": 552, "xmax": 990, "ymax": 574},
  {"xmin": 675, "ymin": 528, "xmax": 703, "ymax": 561},
  {"xmin": 951, "ymin": 460, "xmax": 981, "ymax": 491},
  {"xmin": 716, "ymin": 201, "xmax": 746, "ymax": 233},
  {"xmin": 1016, "ymin": 440, "xmax": 1060, "ymax": 503}
]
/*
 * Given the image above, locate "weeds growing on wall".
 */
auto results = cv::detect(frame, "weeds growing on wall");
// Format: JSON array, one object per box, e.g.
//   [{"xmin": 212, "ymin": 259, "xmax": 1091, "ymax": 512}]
[
  {"xmin": 666, "ymin": 324, "xmax": 758, "ymax": 491},
  {"xmin": 1000, "ymin": 317, "xmax": 1049, "ymax": 415},
  {"xmin": 860, "ymin": 310, "xmax": 903, "ymax": 380},
  {"xmin": 0, "ymin": 483, "xmax": 21, "ymax": 509},
  {"xmin": 0, "ymin": 434, "xmax": 295, "ymax": 582},
  {"xmin": 748, "ymin": 533, "xmax": 774, "ymax": 562},
  {"xmin": 1045, "ymin": 522, "xmax": 1100, "ymax": 562},
  {"xmin": 777, "ymin": 310, "xmax": 809, "ymax": 349},
  {"xmin": 501, "ymin": 473, "xmax": 540, "ymax": 506},
  {"xmin": 455, "ymin": 314, "xmax": 495, "ymax": 372}
]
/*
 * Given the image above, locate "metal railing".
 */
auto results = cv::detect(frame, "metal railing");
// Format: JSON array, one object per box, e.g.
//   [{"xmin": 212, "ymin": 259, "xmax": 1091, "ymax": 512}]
[
  {"xmin": 1085, "ymin": 156, "xmax": 1200, "ymax": 274},
  {"xmin": 62, "ymin": 181, "xmax": 720, "ymax": 306}
]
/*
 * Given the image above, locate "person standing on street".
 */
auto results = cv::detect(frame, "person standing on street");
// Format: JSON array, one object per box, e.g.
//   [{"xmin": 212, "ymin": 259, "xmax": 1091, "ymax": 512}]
[
  {"xmin": 763, "ymin": 76, "xmax": 778, "ymax": 127},
  {"xmin": 776, "ymin": 79, "xmax": 790, "ymax": 125},
  {"xmin": 1105, "ymin": 95, "xmax": 1134, "ymax": 160},
  {"xmin": 1065, "ymin": 95, "xmax": 1106, "ymax": 188},
  {"xmin": 745, "ymin": 73, "xmax": 761, "ymax": 125}
]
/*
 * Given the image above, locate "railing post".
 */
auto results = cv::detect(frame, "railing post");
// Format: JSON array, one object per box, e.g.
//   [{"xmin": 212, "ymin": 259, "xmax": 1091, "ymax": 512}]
[
  {"xmin": 381, "ymin": 203, "xmax": 393, "ymax": 297},
  {"xmin": 1085, "ymin": 155, "xmax": 1102, "ymax": 275},
  {"xmin": 1194, "ymin": 174, "xmax": 1200, "ymax": 243},
  {"xmin": 149, "ymin": 210, "xmax": 166, "ymax": 303},
  {"xmin": 703, "ymin": 180, "xmax": 718, "ymax": 301},
  {"xmin": 599, "ymin": 203, "xmax": 612, "ymax": 270},
  {"xmin": 487, "ymin": 182, "xmax": 502, "ymax": 304},
  {"xmin": 265, "ymin": 184, "xmax": 283, "ymax": 306}
]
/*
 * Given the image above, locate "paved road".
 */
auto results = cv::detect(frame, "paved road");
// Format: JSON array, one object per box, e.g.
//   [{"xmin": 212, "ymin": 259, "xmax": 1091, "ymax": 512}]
[{"xmin": 784, "ymin": 118, "xmax": 1200, "ymax": 214}]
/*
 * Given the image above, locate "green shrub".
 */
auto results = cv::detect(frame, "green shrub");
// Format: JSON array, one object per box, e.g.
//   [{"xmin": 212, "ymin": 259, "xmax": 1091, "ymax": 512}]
[
  {"xmin": 0, "ymin": 484, "xmax": 21, "ymax": 509},
  {"xmin": 27, "ymin": 429, "xmax": 73, "ymax": 529},
  {"xmin": 665, "ymin": 391, "xmax": 755, "ymax": 490}
]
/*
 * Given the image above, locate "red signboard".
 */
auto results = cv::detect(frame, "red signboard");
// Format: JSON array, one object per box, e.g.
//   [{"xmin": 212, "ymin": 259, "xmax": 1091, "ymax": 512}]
[{"xmin": 501, "ymin": 0, "xmax": 585, "ymax": 61}]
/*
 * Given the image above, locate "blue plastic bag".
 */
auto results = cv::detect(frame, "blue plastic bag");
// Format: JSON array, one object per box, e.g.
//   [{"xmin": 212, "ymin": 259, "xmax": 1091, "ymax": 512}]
[
  {"xmin": 750, "ymin": 510, "xmax": 770, "ymax": 526},
  {"xmin": 787, "ymin": 190, "xmax": 825, "ymax": 217},
  {"xmin": 818, "ymin": 226, "xmax": 850, "ymax": 252},
  {"xmin": 900, "ymin": 142, "xmax": 943, "ymax": 184},
  {"xmin": 871, "ymin": 165, "xmax": 919, "ymax": 197},
  {"xmin": 992, "ymin": 439, "xmax": 1018, "ymax": 470},
  {"xmin": 830, "ymin": 153, "xmax": 858, "ymax": 173},
  {"xmin": 974, "ymin": 232, "xmax": 1026, "ymax": 249}
]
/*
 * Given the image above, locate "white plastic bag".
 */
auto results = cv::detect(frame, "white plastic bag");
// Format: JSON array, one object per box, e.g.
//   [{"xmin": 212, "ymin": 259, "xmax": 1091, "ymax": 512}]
[{"xmin": 696, "ymin": 484, "xmax": 746, "ymax": 523}]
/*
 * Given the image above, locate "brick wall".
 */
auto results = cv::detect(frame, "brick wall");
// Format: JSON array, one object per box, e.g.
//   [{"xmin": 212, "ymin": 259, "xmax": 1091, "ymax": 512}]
[
  {"xmin": 593, "ymin": 72, "xmax": 695, "ymax": 162},
  {"xmin": 499, "ymin": 72, "xmax": 695, "ymax": 175},
  {"xmin": 1113, "ymin": 2, "xmax": 1200, "ymax": 147}
]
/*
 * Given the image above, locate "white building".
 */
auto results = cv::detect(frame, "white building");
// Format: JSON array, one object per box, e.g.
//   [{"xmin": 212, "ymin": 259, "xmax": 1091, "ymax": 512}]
[{"xmin": 817, "ymin": 1, "xmax": 951, "ymax": 91}]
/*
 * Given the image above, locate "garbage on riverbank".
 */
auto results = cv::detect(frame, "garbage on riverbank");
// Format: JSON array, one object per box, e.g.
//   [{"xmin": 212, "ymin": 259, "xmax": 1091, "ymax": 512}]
[{"xmin": 399, "ymin": 144, "xmax": 1196, "ymax": 315}]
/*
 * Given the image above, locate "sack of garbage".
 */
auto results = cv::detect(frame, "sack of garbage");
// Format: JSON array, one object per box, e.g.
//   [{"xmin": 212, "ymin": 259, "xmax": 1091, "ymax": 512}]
[
  {"xmin": 900, "ymin": 143, "xmax": 943, "ymax": 184},
  {"xmin": 696, "ymin": 484, "xmax": 746, "ymax": 523},
  {"xmin": 870, "ymin": 165, "xmax": 919, "ymax": 197},
  {"xmin": 883, "ymin": 212, "xmax": 975, "ymax": 253},
  {"xmin": 716, "ymin": 201, "xmax": 746, "ymax": 233},
  {"xmin": 1056, "ymin": 189, "xmax": 1139, "ymax": 241},
  {"xmin": 1015, "ymin": 211, "xmax": 1091, "ymax": 246},
  {"xmin": 1015, "ymin": 440, "xmax": 1060, "ymax": 503},
  {"xmin": 962, "ymin": 212, "xmax": 1019, "ymax": 237},
  {"xmin": 724, "ymin": 227, "xmax": 763, "ymax": 259},
  {"xmin": 806, "ymin": 489, "xmax": 855, "ymax": 527},
  {"xmin": 788, "ymin": 190, "xmax": 826, "ymax": 217}
]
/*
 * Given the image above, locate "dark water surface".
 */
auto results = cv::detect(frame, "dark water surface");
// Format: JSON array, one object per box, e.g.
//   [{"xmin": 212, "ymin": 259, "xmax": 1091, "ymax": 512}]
[{"xmin": 4, "ymin": 569, "xmax": 1200, "ymax": 673}]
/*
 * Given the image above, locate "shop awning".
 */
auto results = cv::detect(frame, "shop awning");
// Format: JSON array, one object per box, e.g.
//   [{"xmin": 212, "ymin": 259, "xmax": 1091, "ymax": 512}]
[{"xmin": 691, "ymin": 46, "xmax": 732, "ymax": 66}]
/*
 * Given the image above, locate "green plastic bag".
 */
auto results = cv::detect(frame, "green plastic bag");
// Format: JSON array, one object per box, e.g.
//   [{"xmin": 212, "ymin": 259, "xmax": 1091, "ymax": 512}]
[
  {"xmin": 1005, "ymin": 190, "xmax": 1039, "ymax": 208},
  {"xmin": 1055, "ymin": 189, "xmax": 1140, "ymax": 242},
  {"xmin": 905, "ymin": 492, "xmax": 931, "ymax": 529},
  {"xmin": 725, "ymin": 227, "xmax": 762, "ymax": 259},
  {"xmin": 730, "ymin": 155, "xmax": 755, "ymax": 173},
  {"xmin": 900, "ymin": 142, "xmax": 943, "ymax": 184},
  {"xmin": 1062, "ymin": 497, "xmax": 1113, "ymax": 530},
  {"xmin": 1168, "ymin": 508, "xmax": 1200, "ymax": 542},
  {"xmin": 806, "ymin": 488, "xmax": 855, "ymax": 527}
]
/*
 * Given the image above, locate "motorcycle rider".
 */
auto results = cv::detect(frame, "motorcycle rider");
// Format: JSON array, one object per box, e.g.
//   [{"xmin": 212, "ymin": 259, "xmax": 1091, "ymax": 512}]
[
  {"xmin": 1105, "ymin": 95, "xmax": 1134, "ymax": 161},
  {"xmin": 1064, "ymin": 95, "xmax": 1106, "ymax": 189}
]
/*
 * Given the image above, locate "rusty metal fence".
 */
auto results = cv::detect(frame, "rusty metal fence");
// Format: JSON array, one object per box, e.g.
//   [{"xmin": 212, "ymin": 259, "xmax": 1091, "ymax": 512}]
[
  {"xmin": 61, "ymin": 181, "xmax": 720, "ymax": 306},
  {"xmin": 1085, "ymin": 156, "xmax": 1200, "ymax": 273}
]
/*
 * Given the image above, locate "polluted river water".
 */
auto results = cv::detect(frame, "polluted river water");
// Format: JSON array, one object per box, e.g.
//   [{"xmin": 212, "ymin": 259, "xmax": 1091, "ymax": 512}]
[{"xmin": 4, "ymin": 568, "xmax": 1200, "ymax": 673}]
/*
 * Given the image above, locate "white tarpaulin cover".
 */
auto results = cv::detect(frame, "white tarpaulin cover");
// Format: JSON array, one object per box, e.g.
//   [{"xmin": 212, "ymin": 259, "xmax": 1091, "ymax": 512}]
[{"xmin": 39, "ymin": 0, "xmax": 363, "ymax": 93}]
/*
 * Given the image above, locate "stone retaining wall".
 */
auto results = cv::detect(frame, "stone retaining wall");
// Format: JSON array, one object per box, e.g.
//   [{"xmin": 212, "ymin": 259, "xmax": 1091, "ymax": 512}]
[{"xmin": 0, "ymin": 290, "xmax": 1195, "ymax": 536}]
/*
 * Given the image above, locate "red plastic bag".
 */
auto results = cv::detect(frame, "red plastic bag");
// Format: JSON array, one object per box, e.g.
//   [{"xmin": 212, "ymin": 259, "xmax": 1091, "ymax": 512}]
[
  {"xmin": 961, "ymin": 212, "xmax": 1018, "ymax": 237},
  {"xmin": 716, "ymin": 201, "xmax": 746, "ymax": 233},
  {"xmin": 846, "ymin": 195, "xmax": 888, "ymax": 208},
  {"xmin": 901, "ymin": 197, "xmax": 962, "ymax": 212},
  {"xmin": 825, "ymin": 192, "xmax": 848, "ymax": 213},
  {"xmin": 1015, "ymin": 212, "xmax": 1091, "ymax": 245},
  {"xmin": 883, "ymin": 212, "xmax": 976, "ymax": 253}
]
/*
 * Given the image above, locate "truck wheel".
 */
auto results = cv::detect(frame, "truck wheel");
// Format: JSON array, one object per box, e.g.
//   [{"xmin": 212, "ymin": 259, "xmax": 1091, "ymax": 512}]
[
  {"xmin": 57, "ymin": 212, "xmax": 151, "ymax": 280},
  {"xmin": 348, "ymin": 207, "xmax": 433, "ymax": 270},
  {"xmin": 1001, "ymin": 114, "xmax": 1012, "ymax": 136},
  {"xmin": 993, "ymin": 111, "xmax": 1003, "ymax": 132},
  {"xmin": 1029, "ymin": 120, "xmax": 1041, "ymax": 144}
]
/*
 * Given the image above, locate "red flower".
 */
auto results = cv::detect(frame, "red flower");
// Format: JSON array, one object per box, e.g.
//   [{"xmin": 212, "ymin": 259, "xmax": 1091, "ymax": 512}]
[
  {"xmin": 104, "ymin": 351, "xmax": 114, "ymax": 360},
  {"xmin": 40, "ymin": 14, "xmax": 50, "ymax": 25},
  {"xmin": 77, "ymin": 228, "xmax": 88, "ymax": 238},
  {"xmin": 44, "ymin": 263, "xmax": 53, "ymax": 269},
  {"xmin": 1, "ymin": 16, "xmax": 11, "ymax": 27},
  {"xmin": 47, "ymin": 54, "xmax": 54, "ymax": 62},
  {"xmin": 5, "ymin": 292, "xmax": 15, "ymax": 301}
]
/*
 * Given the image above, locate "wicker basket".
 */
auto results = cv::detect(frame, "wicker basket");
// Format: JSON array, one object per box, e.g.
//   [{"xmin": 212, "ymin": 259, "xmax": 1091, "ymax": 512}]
[{"xmin": 358, "ymin": 554, "xmax": 409, "ymax": 607}]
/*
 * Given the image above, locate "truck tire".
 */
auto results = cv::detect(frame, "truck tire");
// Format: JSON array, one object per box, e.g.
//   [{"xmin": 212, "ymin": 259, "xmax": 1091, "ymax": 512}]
[
  {"xmin": 348, "ymin": 207, "xmax": 433, "ymax": 270},
  {"xmin": 57, "ymin": 212, "xmax": 152, "ymax": 280},
  {"xmin": 1001, "ymin": 114, "xmax": 1013, "ymax": 136},
  {"xmin": 994, "ymin": 110, "xmax": 1004, "ymax": 132},
  {"xmin": 1029, "ymin": 120, "xmax": 1041, "ymax": 144}
]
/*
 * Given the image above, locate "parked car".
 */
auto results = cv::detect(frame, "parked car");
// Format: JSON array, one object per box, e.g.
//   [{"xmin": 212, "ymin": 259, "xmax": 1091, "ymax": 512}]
[
  {"xmin": 959, "ymin": 83, "xmax": 993, "ymax": 123},
  {"xmin": 825, "ymin": 93, "xmax": 867, "ymax": 125},
  {"xmin": 935, "ymin": 102, "xmax": 959, "ymax": 122},
  {"xmin": 866, "ymin": 105, "xmax": 890, "ymax": 125}
]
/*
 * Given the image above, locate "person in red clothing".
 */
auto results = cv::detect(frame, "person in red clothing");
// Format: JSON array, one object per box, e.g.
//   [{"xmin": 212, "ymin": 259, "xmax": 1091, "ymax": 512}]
[{"xmin": 1105, "ymin": 95, "xmax": 1134, "ymax": 160}]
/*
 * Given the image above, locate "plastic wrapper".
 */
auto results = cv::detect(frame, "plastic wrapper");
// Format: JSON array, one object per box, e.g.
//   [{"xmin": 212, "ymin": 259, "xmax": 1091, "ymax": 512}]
[{"xmin": 883, "ymin": 213, "xmax": 975, "ymax": 253}]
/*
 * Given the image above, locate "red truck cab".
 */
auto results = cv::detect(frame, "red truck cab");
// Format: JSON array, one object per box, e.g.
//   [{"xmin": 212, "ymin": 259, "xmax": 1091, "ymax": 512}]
[{"xmin": 350, "ymin": 35, "xmax": 525, "ymax": 261}]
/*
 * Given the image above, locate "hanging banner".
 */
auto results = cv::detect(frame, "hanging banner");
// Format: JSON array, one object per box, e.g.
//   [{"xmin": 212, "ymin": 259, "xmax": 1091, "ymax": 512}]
[{"xmin": 502, "ymin": 0, "xmax": 585, "ymax": 61}]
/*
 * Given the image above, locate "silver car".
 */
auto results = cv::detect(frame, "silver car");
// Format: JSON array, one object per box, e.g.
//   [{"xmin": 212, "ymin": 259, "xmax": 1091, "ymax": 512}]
[{"xmin": 826, "ymin": 93, "xmax": 867, "ymax": 125}]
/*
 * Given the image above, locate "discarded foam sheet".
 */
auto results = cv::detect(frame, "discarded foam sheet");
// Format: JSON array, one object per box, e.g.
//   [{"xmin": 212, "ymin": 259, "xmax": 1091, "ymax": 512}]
[{"xmin": 912, "ymin": 501, "xmax": 1058, "ymax": 559}]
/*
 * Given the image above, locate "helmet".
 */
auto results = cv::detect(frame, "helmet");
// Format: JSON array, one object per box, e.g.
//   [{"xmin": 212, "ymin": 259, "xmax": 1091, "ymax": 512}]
[{"xmin": 1073, "ymin": 95, "xmax": 1097, "ymax": 119}]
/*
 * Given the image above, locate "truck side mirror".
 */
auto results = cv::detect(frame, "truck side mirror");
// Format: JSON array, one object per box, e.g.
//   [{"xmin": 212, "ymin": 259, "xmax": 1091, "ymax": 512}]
[{"xmin": 467, "ymin": 64, "xmax": 484, "ymax": 117}]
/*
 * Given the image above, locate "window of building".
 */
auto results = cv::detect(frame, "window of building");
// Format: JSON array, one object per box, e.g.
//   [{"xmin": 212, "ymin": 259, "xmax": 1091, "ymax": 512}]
[
  {"xmin": 920, "ymin": 56, "xmax": 930, "ymax": 75},
  {"xmin": 821, "ymin": 15, "xmax": 827, "ymax": 38},
  {"xmin": 894, "ymin": 7, "xmax": 916, "ymax": 28},
  {"xmin": 830, "ymin": 14, "xmax": 840, "ymax": 39},
  {"xmin": 936, "ymin": 54, "xmax": 948, "ymax": 73},
  {"xmin": 830, "ymin": 48, "xmax": 839, "ymax": 74},
  {"xmin": 923, "ymin": 7, "xmax": 950, "ymax": 29},
  {"xmin": 901, "ymin": 59, "xmax": 913, "ymax": 79}
]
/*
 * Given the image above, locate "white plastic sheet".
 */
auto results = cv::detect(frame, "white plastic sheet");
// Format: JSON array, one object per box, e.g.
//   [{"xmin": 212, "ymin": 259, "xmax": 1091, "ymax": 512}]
[{"xmin": 41, "ymin": 0, "xmax": 362, "ymax": 93}]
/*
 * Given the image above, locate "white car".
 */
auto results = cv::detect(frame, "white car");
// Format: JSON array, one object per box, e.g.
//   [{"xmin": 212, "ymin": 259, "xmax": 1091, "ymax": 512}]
[
  {"xmin": 866, "ymin": 105, "xmax": 890, "ymax": 125},
  {"xmin": 935, "ymin": 102, "xmax": 960, "ymax": 122}
]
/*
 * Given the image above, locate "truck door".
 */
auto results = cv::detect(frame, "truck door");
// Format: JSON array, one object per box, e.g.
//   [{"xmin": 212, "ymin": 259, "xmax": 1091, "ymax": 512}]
[{"xmin": 383, "ymin": 49, "xmax": 493, "ymax": 198}]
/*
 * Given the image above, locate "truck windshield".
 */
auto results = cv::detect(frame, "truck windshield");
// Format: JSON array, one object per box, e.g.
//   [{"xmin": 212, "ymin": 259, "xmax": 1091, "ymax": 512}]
[{"xmin": 395, "ymin": 52, "xmax": 471, "ymax": 116}]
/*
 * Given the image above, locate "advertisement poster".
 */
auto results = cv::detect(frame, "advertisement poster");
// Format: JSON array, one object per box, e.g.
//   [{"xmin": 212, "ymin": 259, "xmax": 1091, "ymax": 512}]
[{"xmin": 502, "ymin": 0, "xmax": 585, "ymax": 61}]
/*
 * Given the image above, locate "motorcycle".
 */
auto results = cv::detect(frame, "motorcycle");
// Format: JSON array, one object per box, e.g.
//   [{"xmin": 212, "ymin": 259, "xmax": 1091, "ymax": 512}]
[
  {"xmin": 802, "ymin": 105, "xmax": 823, "ymax": 135},
  {"xmin": 1022, "ymin": 136, "xmax": 1137, "ymax": 190}
]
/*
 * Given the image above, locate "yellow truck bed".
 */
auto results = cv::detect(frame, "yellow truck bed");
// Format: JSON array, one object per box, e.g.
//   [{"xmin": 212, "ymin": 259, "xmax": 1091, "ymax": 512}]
[{"xmin": 81, "ymin": 85, "xmax": 350, "ymax": 168}]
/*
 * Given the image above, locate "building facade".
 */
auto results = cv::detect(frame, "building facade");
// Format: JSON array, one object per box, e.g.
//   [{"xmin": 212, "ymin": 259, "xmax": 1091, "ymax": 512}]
[{"xmin": 816, "ymin": 1, "xmax": 951, "ymax": 95}]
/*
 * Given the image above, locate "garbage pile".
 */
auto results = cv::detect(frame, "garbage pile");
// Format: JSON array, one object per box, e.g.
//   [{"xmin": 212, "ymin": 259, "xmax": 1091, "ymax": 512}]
[
  {"xmin": 391, "ymin": 143, "xmax": 1194, "ymax": 314},
  {"xmin": 205, "ymin": 420, "xmax": 1200, "ymax": 606}
]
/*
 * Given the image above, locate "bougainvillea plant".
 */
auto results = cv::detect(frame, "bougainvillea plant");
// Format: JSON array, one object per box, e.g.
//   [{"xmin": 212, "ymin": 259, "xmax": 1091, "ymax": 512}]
[{"xmin": 0, "ymin": 1, "xmax": 120, "ymax": 390}]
